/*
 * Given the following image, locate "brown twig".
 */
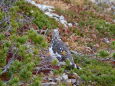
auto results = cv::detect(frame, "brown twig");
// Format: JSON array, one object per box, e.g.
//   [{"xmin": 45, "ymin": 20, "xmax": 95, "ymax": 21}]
[{"xmin": 0, "ymin": 49, "xmax": 18, "ymax": 75}]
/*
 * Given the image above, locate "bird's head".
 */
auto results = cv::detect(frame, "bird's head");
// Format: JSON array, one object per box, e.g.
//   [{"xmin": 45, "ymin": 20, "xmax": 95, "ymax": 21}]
[{"xmin": 52, "ymin": 28, "xmax": 60, "ymax": 40}]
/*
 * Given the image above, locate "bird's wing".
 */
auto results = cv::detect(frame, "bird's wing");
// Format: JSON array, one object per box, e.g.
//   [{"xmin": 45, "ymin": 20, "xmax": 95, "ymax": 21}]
[{"xmin": 52, "ymin": 40, "xmax": 73, "ymax": 62}]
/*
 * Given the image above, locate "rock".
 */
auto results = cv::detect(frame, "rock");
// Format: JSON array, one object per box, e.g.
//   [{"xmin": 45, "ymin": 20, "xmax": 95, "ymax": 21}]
[
  {"xmin": 71, "ymin": 79, "xmax": 76, "ymax": 83},
  {"xmin": 26, "ymin": 0, "xmax": 75, "ymax": 27},
  {"xmin": 75, "ymin": 23, "xmax": 79, "ymax": 26},
  {"xmin": 42, "ymin": 82, "xmax": 57, "ymax": 86},
  {"xmin": 62, "ymin": 73, "xmax": 68, "ymax": 81},
  {"xmin": 90, "ymin": 0, "xmax": 114, "ymax": 4},
  {"xmin": 90, "ymin": 0, "xmax": 115, "ymax": 15},
  {"xmin": 113, "ymin": 19, "xmax": 115, "ymax": 23},
  {"xmin": 68, "ymin": 23, "xmax": 73, "ymax": 27},
  {"xmin": 48, "ymin": 78, "xmax": 54, "ymax": 82},
  {"xmin": 102, "ymin": 38, "xmax": 110, "ymax": 43},
  {"xmin": 54, "ymin": 77, "xmax": 61, "ymax": 82},
  {"xmin": 58, "ymin": 62, "xmax": 66, "ymax": 66}
]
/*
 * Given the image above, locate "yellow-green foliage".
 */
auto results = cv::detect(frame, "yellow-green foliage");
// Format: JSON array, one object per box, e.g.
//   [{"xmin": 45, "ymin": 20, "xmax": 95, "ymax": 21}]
[
  {"xmin": 74, "ymin": 55, "xmax": 115, "ymax": 86},
  {"xmin": 15, "ymin": 0, "xmax": 58, "ymax": 29},
  {"xmin": 0, "ymin": 0, "xmax": 50, "ymax": 85},
  {"xmin": 97, "ymin": 50, "xmax": 110, "ymax": 58}
]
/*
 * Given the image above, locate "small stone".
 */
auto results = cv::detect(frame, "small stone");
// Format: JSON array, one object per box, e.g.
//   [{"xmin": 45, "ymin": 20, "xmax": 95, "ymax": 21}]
[
  {"xmin": 113, "ymin": 19, "xmax": 115, "ymax": 23},
  {"xmin": 62, "ymin": 73, "xmax": 68, "ymax": 81},
  {"xmin": 48, "ymin": 78, "xmax": 54, "ymax": 82},
  {"xmin": 58, "ymin": 62, "xmax": 66, "ymax": 66},
  {"xmin": 71, "ymin": 79, "xmax": 76, "ymax": 84},
  {"xmin": 103, "ymin": 38, "xmax": 110, "ymax": 43},
  {"xmin": 68, "ymin": 23, "xmax": 73, "ymax": 27},
  {"xmin": 75, "ymin": 23, "xmax": 78, "ymax": 26},
  {"xmin": 42, "ymin": 82, "xmax": 57, "ymax": 86},
  {"xmin": 55, "ymin": 77, "xmax": 61, "ymax": 82}
]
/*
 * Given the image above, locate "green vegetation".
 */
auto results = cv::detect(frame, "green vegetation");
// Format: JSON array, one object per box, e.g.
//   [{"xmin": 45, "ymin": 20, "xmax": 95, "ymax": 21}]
[
  {"xmin": 97, "ymin": 50, "xmax": 110, "ymax": 58},
  {"xmin": 15, "ymin": 0, "xmax": 58, "ymax": 29},
  {"xmin": 55, "ymin": 2, "xmax": 115, "ymax": 38},
  {"xmin": 79, "ymin": 19, "xmax": 115, "ymax": 37},
  {"xmin": 0, "ymin": 0, "xmax": 115, "ymax": 86},
  {"xmin": 54, "ymin": 1, "xmax": 115, "ymax": 85},
  {"xmin": 0, "ymin": 0, "xmax": 58, "ymax": 32},
  {"xmin": 0, "ymin": 0, "xmax": 57, "ymax": 85},
  {"xmin": 74, "ymin": 55, "xmax": 115, "ymax": 86},
  {"xmin": 111, "ymin": 41, "xmax": 115, "ymax": 49},
  {"xmin": 112, "ymin": 53, "xmax": 115, "ymax": 59},
  {"xmin": 0, "ymin": 27, "xmax": 47, "ymax": 85}
]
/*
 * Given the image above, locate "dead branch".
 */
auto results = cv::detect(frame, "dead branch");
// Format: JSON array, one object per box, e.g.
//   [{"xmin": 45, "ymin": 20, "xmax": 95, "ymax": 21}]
[{"xmin": 0, "ymin": 49, "xmax": 18, "ymax": 75}]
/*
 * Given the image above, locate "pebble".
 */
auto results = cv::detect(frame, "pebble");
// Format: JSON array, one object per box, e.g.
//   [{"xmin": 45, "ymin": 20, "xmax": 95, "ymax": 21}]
[
  {"xmin": 62, "ymin": 73, "xmax": 68, "ymax": 81},
  {"xmin": 42, "ymin": 82, "xmax": 57, "ymax": 86}
]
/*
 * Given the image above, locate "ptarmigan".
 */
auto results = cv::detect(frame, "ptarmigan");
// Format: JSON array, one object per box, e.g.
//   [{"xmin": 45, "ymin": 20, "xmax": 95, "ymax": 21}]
[{"xmin": 49, "ymin": 29, "xmax": 80, "ymax": 69}]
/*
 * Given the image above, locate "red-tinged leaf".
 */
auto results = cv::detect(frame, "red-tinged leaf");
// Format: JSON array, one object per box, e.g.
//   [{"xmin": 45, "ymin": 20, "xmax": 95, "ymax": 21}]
[
  {"xmin": 6, "ymin": 52, "xmax": 13, "ymax": 63},
  {"xmin": 20, "ymin": 83, "xmax": 28, "ymax": 86},
  {"xmin": 6, "ymin": 50, "xmax": 22, "ymax": 63},
  {"xmin": 32, "ymin": 24, "xmax": 38, "ymax": 30},
  {"xmin": 71, "ymin": 36, "xmax": 78, "ymax": 41},
  {"xmin": 111, "ymin": 60, "xmax": 115, "ymax": 65},
  {"xmin": 0, "ymin": 72, "xmax": 10, "ymax": 81},
  {"xmin": 33, "ymin": 69, "xmax": 51, "ymax": 75},
  {"xmin": 111, "ymin": 39, "xmax": 115, "ymax": 41},
  {"xmin": 51, "ymin": 65, "xmax": 60, "ymax": 70}
]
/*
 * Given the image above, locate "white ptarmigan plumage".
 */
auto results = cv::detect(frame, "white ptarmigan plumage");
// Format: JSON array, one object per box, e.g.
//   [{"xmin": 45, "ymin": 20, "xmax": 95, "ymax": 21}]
[{"xmin": 49, "ymin": 29, "xmax": 80, "ymax": 69}]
